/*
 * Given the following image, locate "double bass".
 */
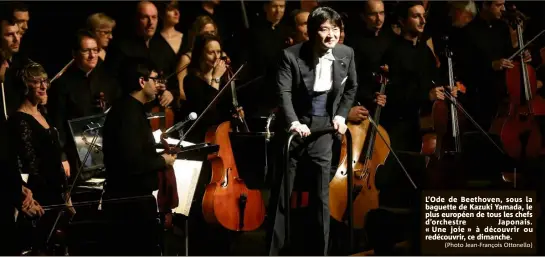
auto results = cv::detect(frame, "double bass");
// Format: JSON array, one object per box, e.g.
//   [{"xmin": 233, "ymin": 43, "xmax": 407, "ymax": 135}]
[
  {"xmin": 329, "ymin": 68, "xmax": 389, "ymax": 229},
  {"xmin": 202, "ymin": 64, "xmax": 265, "ymax": 232}
]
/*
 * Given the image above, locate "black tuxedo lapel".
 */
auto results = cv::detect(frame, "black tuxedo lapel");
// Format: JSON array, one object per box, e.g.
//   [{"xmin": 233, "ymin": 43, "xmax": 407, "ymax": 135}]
[{"xmin": 296, "ymin": 42, "xmax": 316, "ymax": 91}]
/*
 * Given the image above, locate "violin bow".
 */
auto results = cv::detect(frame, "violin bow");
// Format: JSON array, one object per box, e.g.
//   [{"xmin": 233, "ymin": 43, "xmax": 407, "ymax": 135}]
[
  {"xmin": 49, "ymin": 59, "xmax": 74, "ymax": 85},
  {"xmin": 177, "ymin": 63, "xmax": 246, "ymax": 148},
  {"xmin": 508, "ymin": 29, "xmax": 545, "ymax": 61},
  {"xmin": 1, "ymin": 82, "xmax": 6, "ymax": 120}
]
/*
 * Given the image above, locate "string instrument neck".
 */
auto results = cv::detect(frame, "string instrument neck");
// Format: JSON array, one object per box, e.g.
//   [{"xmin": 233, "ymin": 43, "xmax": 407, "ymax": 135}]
[
  {"xmin": 364, "ymin": 72, "xmax": 388, "ymax": 158},
  {"xmin": 228, "ymin": 67, "xmax": 249, "ymax": 132}
]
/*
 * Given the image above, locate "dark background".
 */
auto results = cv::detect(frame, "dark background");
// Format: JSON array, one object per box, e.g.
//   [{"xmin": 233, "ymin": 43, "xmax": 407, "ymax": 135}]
[{"xmin": 7, "ymin": 1, "xmax": 545, "ymax": 83}]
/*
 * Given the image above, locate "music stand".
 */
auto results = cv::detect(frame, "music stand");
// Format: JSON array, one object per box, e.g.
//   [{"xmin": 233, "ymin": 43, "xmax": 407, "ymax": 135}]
[
  {"xmin": 154, "ymin": 138, "xmax": 219, "ymax": 256},
  {"xmin": 68, "ymin": 114, "xmax": 106, "ymax": 173}
]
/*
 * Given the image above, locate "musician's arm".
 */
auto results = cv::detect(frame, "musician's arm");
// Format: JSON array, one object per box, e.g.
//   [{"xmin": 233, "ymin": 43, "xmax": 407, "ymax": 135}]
[
  {"xmin": 277, "ymin": 50, "xmax": 299, "ymax": 126},
  {"xmin": 176, "ymin": 54, "xmax": 191, "ymax": 101},
  {"xmin": 46, "ymin": 81, "xmax": 69, "ymax": 161},
  {"xmin": 336, "ymin": 47, "xmax": 358, "ymax": 120}
]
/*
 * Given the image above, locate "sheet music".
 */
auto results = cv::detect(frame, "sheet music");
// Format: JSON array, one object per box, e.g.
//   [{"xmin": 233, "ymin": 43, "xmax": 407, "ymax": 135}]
[{"xmin": 152, "ymin": 130, "xmax": 203, "ymax": 216}]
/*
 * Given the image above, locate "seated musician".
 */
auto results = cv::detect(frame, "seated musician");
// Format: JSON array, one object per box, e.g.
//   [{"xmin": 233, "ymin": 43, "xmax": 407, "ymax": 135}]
[
  {"xmin": 269, "ymin": 6, "xmax": 357, "ymax": 255},
  {"xmin": 86, "ymin": 12, "xmax": 116, "ymax": 61},
  {"xmin": 48, "ymin": 29, "xmax": 119, "ymax": 179},
  {"xmin": 176, "ymin": 15, "xmax": 221, "ymax": 101},
  {"xmin": 182, "ymin": 33, "xmax": 232, "ymax": 143},
  {"xmin": 7, "ymin": 62, "xmax": 71, "ymax": 254},
  {"xmin": 101, "ymin": 59, "xmax": 176, "ymax": 255}
]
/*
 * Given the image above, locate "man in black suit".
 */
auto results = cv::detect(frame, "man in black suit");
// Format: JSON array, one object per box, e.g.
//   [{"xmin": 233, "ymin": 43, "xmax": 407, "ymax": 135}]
[{"xmin": 269, "ymin": 6, "xmax": 358, "ymax": 256}]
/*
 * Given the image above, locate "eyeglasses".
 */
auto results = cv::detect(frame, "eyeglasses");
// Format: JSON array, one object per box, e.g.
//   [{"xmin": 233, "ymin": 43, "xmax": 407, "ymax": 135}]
[
  {"xmin": 26, "ymin": 78, "xmax": 49, "ymax": 87},
  {"xmin": 149, "ymin": 76, "xmax": 166, "ymax": 84}
]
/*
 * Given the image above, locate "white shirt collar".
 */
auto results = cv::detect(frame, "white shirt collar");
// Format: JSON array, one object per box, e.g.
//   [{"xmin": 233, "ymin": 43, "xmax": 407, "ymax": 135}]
[{"xmin": 315, "ymin": 48, "xmax": 335, "ymax": 61}]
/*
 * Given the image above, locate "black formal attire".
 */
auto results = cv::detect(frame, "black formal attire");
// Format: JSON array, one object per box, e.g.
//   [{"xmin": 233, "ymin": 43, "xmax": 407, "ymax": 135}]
[
  {"xmin": 7, "ymin": 111, "xmax": 67, "ymax": 253},
  {"xmin": 380, "ymin": 35, "xmax": 438, "ymax": 152},
  {"xmin": 105, "ymin": 34, "xmax": 181, "ymax": 114},
  {"xmin": 344, "ymin": 28, "xmax": 396, "ymax": 110},
  {"xmin": 0, "ymin": 120, "xmax": 22, "ymax": 255},
  {"xmin": 101, "ymin": 95, "xmax": 165, "ymax": 255},
  {"xmin": 181, "ymin": 73, "xmax": 234, "ymax": 255},
  {"xmin": 269, "ymin": 42, "xmax": 358, "ymax": 256},
  {"xmin": 374, "ymin": 35, "xmax": 437, "ymax": 209},
  {"xmin": 47, "ymin": 60, "xmax": 120, "ymax": 180},
  {"xmin": 182, "ymin": 73, "xmax": 233, "ymax": 143},
  {"xmin": 0, "ymin": 53, "xmax": 31, "ymax": 122},
  {"xmin": 241, "ymin": 19, "xmax": 290, "ymax": 117},
  {"xmin": 457, "ymin": 16, "xmax": 515, "ymax": 130}
]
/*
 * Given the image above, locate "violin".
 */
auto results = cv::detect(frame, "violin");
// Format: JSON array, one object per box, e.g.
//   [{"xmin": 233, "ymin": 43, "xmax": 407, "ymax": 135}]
[
  {"xmin": 157, "ymin": 132, "xmax": 180, "ymax": 230},
  {"xmin": 150, "ymin": 76, "xmax": 175, "ymax": 132},
  {"xmin": 202, "ymin": 63, "xmax": 265, "ymax": 232},
  {"xmin": 494, "ymin": 7, "xmax": 545, "ymax": 161},
  {"xmin": 329, "ymin": 67, "xmax": 389, "ymax": 229}
]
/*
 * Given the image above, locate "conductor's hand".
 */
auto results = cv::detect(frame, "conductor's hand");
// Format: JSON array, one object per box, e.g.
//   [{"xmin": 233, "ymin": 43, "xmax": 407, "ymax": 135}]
[
  {"xmin": 347, "ymin": 106, "xmax": 369, "ymax": 123},
  {"xmin": 290, "ymin": 123, "xmax": 311, "ymax": 138},
  {"xmin": 162, "ymin": 153, "xmax": 176, "ymax": 166},
  {"xmin": 333, "ymin": 117, "xmax": 348, "ymax": 135}
]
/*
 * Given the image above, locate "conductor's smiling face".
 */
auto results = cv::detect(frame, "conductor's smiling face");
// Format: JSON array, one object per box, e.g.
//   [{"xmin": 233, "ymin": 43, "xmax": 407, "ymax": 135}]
[{"xmin": 316, "ymin": 20, "xmax": 340, "ymax": 50}]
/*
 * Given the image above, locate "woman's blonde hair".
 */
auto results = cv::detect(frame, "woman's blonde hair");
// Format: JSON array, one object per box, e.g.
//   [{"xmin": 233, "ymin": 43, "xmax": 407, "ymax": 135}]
[
  {"xmin": 187, "ymin": 15, "xmax": 219, "ymax": 53},
  {"xmin": 86, "ymin": 13, "xmax": 116, "ymax": 30}
]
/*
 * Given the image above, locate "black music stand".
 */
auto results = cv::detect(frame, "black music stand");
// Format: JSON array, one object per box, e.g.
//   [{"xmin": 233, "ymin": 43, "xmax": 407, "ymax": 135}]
[{"xmin": 159, "ymin": 142, "xmax": 219, "ymax": 256}]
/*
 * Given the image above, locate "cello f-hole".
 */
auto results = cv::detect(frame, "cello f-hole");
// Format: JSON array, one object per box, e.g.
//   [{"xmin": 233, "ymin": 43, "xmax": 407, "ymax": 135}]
[{"xmin": 221, "ymin": 168, "xmax": 230, "ymax": 188}]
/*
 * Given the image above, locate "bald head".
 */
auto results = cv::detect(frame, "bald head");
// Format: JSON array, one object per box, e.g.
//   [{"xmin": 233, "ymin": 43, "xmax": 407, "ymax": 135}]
[
  {"xmin": 136, "ymin": 1, "xmax": 158, "ymax": 40},
  {"xmin": 362, "ymin": 0, "xmax": 385, "ymax": 32}
]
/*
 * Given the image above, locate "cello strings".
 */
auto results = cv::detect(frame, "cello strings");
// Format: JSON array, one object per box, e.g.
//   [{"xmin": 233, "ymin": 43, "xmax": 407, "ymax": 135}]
[
  {"xmin": 443, "ymin": 90, "xmax": 505, "ymax": 155},
  {"xmin": 366, "ymin": 116, "xmax": 417, "ymax": 189}
]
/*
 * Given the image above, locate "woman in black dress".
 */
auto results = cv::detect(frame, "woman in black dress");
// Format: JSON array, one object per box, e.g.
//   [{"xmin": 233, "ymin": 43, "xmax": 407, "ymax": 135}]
[
  {"xmin": 182, "ymin": 33, "xmax": 232, "ymax": 143},
  {"xmin": 7, "ymin": 62, "xmax": 72, "ymax": 254}
]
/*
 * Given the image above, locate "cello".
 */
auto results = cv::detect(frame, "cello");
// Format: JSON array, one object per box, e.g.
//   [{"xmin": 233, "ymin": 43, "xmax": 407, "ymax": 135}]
[
  {"xmin": 329, "ymin": 68, "xmax": 388, "ymax": 229},
  {"xmin": 497, "ymin": 8, "xmax": 545, "ymax": 161},
  {"xmin": 425, "ymin": 37, "xmax": 467, "ymax": 189},
  {"xmin": 202, "ymin": 64, "xmax": 265, "ymax": 232}
]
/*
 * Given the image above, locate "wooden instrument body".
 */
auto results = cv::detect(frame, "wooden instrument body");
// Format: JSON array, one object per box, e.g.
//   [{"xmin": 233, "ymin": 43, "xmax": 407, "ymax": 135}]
[
  {"xmin": 329, "ymin": 120, "xmax": 388, "ymax": 228},
  {"xmin": 202, "ymin": 121, "xmax": 265, "ymax": 231},
  {"xmin": 500, "ymin": 61, "xmax": 545, "ymax": 159},
  {"xmin": 330, "ymin": 70, "xmax": 389, "ymax": 229},
  {"xmin": 430, "ymin": 99, "xmax": 466, "ymax": 157},
  {"xmin": 150, "ymin": 106, "xmax": 175, "ymax": 132},
  {"xmin": 496, "ymin": 9, "xmax": 545, "ymax": 160},
  {"xmin": 157, "ymin": 134, "xmax": 179, "ymax": 229}
]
